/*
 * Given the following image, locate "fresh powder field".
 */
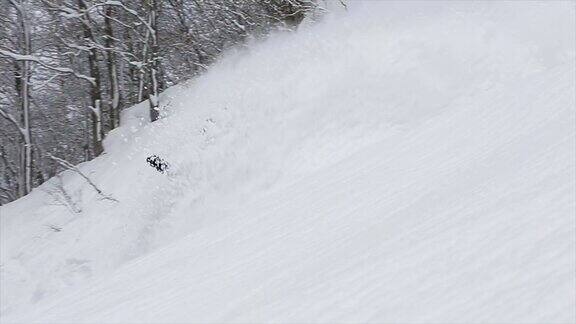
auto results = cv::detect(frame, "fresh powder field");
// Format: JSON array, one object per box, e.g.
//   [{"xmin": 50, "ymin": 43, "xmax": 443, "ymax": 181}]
[{"xmin": 1, "ymin": 1, "xmax": 575, "ymax": 323}]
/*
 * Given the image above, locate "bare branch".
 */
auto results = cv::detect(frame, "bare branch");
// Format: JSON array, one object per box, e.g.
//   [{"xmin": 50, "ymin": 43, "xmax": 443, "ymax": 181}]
[
  {"xmin": 42, "ymin": 175, "xmax": 82, "ymax": 214},
  {"xmin": 47, "ymin": 153, "xmax": 118, "ymax": 202},
  {"xmin": 0, "ymin": 108, "xmax": 25, "ymax": 137}
]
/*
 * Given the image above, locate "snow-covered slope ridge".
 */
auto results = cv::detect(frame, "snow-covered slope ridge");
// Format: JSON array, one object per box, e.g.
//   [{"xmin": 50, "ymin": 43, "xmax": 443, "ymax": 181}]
[{"xmin": 1, "ymin": 1, "xmax": 575, "ymax": 323}]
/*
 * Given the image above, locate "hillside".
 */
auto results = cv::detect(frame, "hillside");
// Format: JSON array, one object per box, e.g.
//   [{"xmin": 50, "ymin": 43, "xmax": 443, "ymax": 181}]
[{"xmin": 1, "ymin": 1, "xmax": 575, "ymax": 323}]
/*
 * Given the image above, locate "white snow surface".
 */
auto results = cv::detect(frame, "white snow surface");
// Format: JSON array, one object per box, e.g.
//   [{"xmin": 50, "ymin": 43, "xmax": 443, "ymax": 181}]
[{"xmin": 1, "ymin": 1, "xmax": 575, "ymax": 323}]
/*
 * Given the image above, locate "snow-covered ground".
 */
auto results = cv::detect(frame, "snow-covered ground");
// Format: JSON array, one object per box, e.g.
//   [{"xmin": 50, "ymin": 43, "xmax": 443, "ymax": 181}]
[{"xmin": 1, "ymin": 1, "xmax": 575, "ymax": 323}]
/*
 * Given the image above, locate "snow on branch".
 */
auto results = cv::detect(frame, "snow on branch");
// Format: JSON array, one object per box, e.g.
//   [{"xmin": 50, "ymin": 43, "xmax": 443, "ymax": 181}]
[
  {"xmin": 0, "ymin": 49, "xmax": 96, "ymax": 85},
  {"xmin": 56, "ymin": 1, "xmax": 156, "ymax": 40}
]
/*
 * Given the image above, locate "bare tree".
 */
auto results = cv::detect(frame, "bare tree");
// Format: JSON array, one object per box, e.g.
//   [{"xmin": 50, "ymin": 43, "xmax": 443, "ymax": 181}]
[{"xmin": 0, "ymin": 0, "xmax": 34, "ymax": 196}]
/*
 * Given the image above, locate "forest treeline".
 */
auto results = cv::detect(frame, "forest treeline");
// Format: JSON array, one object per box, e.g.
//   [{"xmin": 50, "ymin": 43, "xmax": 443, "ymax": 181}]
[{"xmin": 0, "ymin": 0, "xmax": 320, "ymax": 204}]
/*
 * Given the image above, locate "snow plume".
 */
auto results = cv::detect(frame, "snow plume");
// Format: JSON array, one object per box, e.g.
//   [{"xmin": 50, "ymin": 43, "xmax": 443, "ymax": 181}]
[{"xmin": 1, "ymin": 1, "xmax": 574, "ymax": 323}]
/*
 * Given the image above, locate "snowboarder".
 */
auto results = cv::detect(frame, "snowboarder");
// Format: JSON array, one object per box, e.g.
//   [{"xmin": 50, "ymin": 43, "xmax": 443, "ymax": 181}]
[{"xmin": 146, "ymin": 155, "xmax": 168, "ymax": 173}]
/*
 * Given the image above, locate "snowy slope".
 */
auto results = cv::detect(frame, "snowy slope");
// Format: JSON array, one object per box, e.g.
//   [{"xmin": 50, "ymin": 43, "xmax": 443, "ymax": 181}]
[{"xmin": 1, "ymin": 1, "xmax": 575, "ymax": 323}]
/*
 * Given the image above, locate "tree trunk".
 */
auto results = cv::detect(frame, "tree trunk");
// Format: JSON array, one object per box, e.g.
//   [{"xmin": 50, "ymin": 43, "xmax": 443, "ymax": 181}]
[
  {"xmin": 137, "ymin": 17, "xmax": 150, "ymax": 104},
  {"xmin": 17, "ymin": 0, "xmax": 32, "ymax": 195},
  {"xmin": 104, "ymin": 5, "xmax": 120, "ymax": 129},
  {"xmin": 78, "ymin": 0, "xmax": 104, "ymax": 156},
  {"xmin": 148, "ymin": 0, "xmax": 161, "ymax": 122}
]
